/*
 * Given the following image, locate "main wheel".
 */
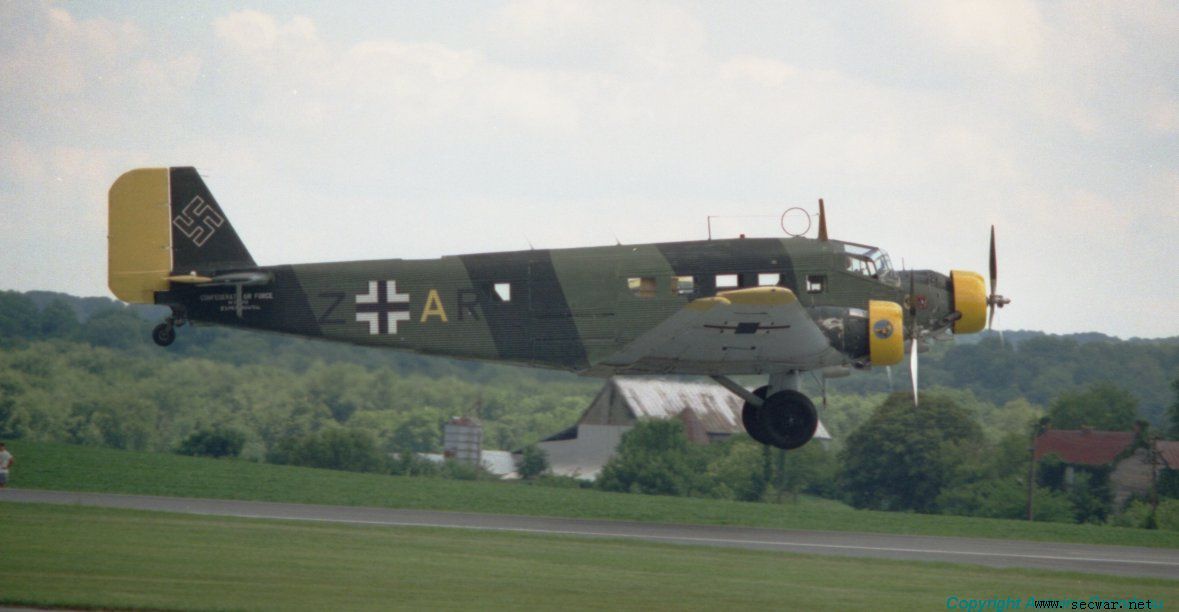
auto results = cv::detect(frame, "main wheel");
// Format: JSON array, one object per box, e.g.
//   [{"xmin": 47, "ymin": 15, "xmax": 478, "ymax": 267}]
[
  {"xmin": 757, "ymin": 389, "xmax": 818, "ymax": 450},
  {"xmin": 741, "ymin": 386, "xmax": 773, "ymax": 445},
  {"xmin": 152, "ymin": 323, "xmax": 176, "ymax": 347}
]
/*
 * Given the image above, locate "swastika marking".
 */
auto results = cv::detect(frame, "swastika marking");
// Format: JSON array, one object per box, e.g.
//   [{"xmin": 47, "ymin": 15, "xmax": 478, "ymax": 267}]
[{"xmin": 172, "ymin": 196, "xmax": 224, "ymax": 247}]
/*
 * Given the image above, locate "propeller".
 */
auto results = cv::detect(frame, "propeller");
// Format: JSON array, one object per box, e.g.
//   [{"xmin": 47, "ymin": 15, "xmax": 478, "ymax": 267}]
[
  {"xmin": 910, "ymin": 333, "xmax": 919, "ymax": 407},
  {"xmin": 986, "ymin": 225, "xmax": 1011, "ymax": 330},
  {"xmin": 900, "ymin": 261, "xmax": 919, "ymax": 410},
  {"xmin": 908, "ymin": 265, "xmax": 920, "ymax": 407}
]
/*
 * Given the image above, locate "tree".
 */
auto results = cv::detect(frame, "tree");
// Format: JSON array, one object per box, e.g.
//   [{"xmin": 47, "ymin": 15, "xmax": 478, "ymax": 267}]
[
  {"xmin": 0, "ymin": 291, "xmax": 39, "ymax": 344},
  {"xmin": 1047, "ymin": 382, "xmax": 1138, "ymax": 431},
  {"xmin": 780, "ymin": 442, "xmax": 839, "ymax": 499},
  {"xmin": 65, "ymin": 394, "xmax": 158, "ymax": 451},
  {"xmin": 705, "ymin": 437, "xmax": 769, "ymax": 501},
  {"xmin": 176, "ymin": 426, "xmax": 246, "ymax": 458},
  {"xmin": 597, "ymin": 420, "xmax": 710, "ymax": 497},
  {"xmin": 80, "ymin": 309, "xmax": 150, "ymax": 350},
  {"xmin": 268, "ymin": 428, "xmax": 385, "ymax": 473},
  {"xmin": 936, "ymin": 478, "xmax": 1074, "ymax": 522},
  {"xmin": 390, "ymin": 412, "xmax": 442, "ymax": 453},
  {"xmin": 838, "ymin": 392, "xmax": 984, "ymax": 512},
  {"xmin": 38, "ymin": 300, "xmax": 80, "ymax": 339},
  {"xmin": 518, "ymin": 444, "xmax": 549, "ymax": 479},
  {"xmin": 0, "ymin": 370, "xmax": 28, "ymax": 439}
]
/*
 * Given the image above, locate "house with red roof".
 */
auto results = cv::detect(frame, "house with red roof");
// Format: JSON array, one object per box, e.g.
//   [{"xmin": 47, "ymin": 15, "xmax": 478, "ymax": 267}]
[
  {"xmin": 1155, "ymin": 440, "xmax": 1179, "ymax": 472},
  {"xmin": 1033, "ymin": 427, "xmax": 1148, "ymax": 508}
]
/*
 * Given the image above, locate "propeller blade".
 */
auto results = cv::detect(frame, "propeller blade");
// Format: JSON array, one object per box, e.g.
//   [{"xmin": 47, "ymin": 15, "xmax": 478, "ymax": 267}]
[
  {"xmin": 910, "ymin": 338, "xmax": 919, "ymax": 407},
  {"xmin": 886, "ymin": 365, "xmax": 894, "ymax": 391},
  {"xmin": 987, "ymin": 225, "xmax": 999, "ymax": 330},
  {"xmin": 989, "ymin": 225, "xmax": 998, "ymax": 291}
]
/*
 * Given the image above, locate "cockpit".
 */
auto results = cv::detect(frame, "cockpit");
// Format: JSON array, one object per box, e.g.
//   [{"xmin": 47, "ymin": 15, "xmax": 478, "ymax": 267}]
[{"xmin": 842, "ymin": 243, "xmax": 900, "ymax": 287}]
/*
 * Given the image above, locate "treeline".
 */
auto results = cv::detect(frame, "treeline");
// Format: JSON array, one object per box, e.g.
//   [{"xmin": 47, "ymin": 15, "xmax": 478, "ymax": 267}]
[
  {"xmin": 0, "ymin": 291, "xmax": 599, "ymax": 458},
  {"xmin": 596, "ymin": 385, "xmax": 1179, "ymax": 528},
  {"xmin": 0, "ymin": 339, "xmax": 594, "ymax": 457},
  {"xmin": 7, "ymin": 290, "xmax": 1179, "ymax": 426},
  {"xmin": 2, "ymin": 290, "xmax": 594, "ymax": 383},
  {"xmin": 828, "ymin": 333, "xmax": 1179, "ymax": 426}
]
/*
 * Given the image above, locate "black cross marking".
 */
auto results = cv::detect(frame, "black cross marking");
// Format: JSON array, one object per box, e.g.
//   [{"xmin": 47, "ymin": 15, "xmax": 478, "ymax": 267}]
[{"xmin": 356, "ymin": 281, "xmax": 410, "ymax": 334}]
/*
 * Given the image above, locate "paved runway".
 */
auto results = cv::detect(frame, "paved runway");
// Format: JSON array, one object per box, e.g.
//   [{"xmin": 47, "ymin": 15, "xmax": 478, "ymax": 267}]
[{"xmin": 4, "ymin": 488, "xmax": 1177, "ymax": 579}]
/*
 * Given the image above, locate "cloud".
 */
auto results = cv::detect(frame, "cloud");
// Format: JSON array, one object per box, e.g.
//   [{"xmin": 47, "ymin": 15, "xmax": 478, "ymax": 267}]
[
  {"xmin": 484, "ymin": 0, "xmax": 707, "ymax": 73},
  {"xmin": 0, "ymin": 2, "xmax": 1175, "ymax": 337},
  {"xmin": 905, "ymin": 0, "xmax": 1046, "ymax": 75}
]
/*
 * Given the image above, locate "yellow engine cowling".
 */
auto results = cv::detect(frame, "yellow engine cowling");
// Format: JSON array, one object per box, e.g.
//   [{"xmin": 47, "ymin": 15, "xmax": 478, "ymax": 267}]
[
  {"xmin": 868, "ymin": 300, "xmax": 904, "ymax": 366},
  {"xmin": 950, "ymin": 270, "xmax": 987, "ymax": 334}
]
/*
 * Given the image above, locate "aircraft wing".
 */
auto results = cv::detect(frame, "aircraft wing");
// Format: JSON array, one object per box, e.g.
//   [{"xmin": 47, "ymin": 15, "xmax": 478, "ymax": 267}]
[{"xmin": 591, "ymin": 286, "xmax": 843, "ymax": 375}]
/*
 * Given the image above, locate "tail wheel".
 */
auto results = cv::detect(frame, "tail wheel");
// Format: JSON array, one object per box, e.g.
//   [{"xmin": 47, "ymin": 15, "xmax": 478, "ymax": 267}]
[
  {"xmin": 741, "ymin": 386, "xmax": 773, "ymax": 445},
  {"xmin": 152, "ymin": 323, "xmax": 176, "ymax": 347},
  {"xmin": 758, "ymin": 389, "xmax": 818, "ymax": 450}
]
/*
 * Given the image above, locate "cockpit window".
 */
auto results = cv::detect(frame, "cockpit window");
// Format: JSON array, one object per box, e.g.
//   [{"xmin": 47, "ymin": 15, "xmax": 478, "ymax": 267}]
[
  {"xmin": 842, "ymin": 244, "xmax": 899, "ymax": 286},
  {"xmin": 845, "ymin": 255, "xmax": 876, "ymax": 276}
]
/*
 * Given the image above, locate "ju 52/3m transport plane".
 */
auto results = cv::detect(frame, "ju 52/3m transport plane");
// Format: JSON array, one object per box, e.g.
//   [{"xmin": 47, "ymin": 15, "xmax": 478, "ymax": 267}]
[{"xmin": 108, "ymin": 167, "xmax": 1010, "ymax": 451}]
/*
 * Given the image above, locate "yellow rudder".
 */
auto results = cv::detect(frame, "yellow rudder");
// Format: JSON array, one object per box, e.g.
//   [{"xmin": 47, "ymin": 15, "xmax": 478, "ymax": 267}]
[{"xmin": 108, "ymin": 168, "xmax": 172, "ymax": 304}]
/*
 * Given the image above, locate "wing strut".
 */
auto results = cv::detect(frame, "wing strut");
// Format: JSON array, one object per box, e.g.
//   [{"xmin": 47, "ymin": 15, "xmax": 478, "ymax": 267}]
[{"xmin": 710, "ymin": 375, "xmax": 764, "ymax": 408}]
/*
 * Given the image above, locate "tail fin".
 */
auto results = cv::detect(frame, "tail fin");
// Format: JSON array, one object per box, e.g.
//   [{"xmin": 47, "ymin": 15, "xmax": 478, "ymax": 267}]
[{"xmin": 108, "ymin": 167, "xmax": 256, "ymax": 304}]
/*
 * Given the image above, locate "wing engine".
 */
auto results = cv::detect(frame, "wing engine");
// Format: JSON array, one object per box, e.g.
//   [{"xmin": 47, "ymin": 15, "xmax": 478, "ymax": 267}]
[{"xmin": 867, "ymin": 300, "xmax": 904, "ymax": 366}]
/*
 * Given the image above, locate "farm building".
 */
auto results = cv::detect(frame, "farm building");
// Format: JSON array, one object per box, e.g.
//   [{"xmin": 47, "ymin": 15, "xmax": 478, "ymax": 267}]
[
  {"xmin": 1033, "ymin": 427, "xmax": 1150, "ymax": 507},
  {"xmin": 535, "ymin": 376, "xmax": 831, "ymax": 480}
]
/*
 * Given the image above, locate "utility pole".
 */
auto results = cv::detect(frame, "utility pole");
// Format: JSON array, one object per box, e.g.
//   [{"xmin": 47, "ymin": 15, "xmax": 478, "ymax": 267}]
[
  {"xmin": 1026, "ymin": 440, "xmax": 1036, "ymax": 521},
  {"xmin": 1027, "ymin": 417, "xmax": 1050, "ymax": 522},
  {"xmin": 1150, "ymin": 434, "xmax": 1161, "ymax": 527}
]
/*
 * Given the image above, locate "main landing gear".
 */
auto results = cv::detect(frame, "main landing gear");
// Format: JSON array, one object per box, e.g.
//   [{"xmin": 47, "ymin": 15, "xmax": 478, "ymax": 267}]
[
  {"xmin": 712, "ymin": 372, "xmax": 818, "ymax": 450},
  {"xmin": 151, "ymin": 312, "xmax": 187, "ymax": 347}
]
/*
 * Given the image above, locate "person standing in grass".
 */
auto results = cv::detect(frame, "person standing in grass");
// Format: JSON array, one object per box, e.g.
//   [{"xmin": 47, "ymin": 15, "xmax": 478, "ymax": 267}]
[{"xmin": 0, "ymin": 442, "xmax": 12, "ymax": 488}]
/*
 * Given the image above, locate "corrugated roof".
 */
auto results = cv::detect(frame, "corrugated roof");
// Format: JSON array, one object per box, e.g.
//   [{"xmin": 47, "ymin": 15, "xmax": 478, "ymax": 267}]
[
  {"xmin": 614, "ymin": 376, "xmax": 744, "ymax": 433},
  {"xmin": 1034, "ymin": 429, "xmax": 1135, "ymax": 465},
  {"xmin": 1156, "ymin": 440, "xmax": 1179, "ymax": 470},
  {"xmin": 606, "ymin": 376, "xmax": 831, "ymax": 440}
]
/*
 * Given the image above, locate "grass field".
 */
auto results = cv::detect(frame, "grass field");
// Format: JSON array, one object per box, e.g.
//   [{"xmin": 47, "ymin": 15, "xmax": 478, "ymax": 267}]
[
  {"xmin": 2, "ymin": 503, "xmax": 1176, "ymax": 611},
  {"xmin": 6, "ymin": 440, "xmax": 1178, "ymax": 549}
]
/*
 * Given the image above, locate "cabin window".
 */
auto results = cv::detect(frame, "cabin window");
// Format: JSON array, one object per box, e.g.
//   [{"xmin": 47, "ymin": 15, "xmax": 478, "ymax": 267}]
[
  {"xmin": 806, "ymin": 275, "xmax": 826, "ymax": 294},
  {"xmin": 672, "ymin": 275, "xmax": 695, "ymax": 296},
  {"xmin": 758, "ymin": 273, "xmax": 781, "ymax": 287},
  {"xmin": 627, "ymin": 276, "xmax": 657, "ymax": 299},
  {"xmin": 492, "ymin": 282, "xmax": 512, "ymax": 303},
  {"xmin": 844, "ymin": 255, "xmax": 877, "ymax": 278},
  {"xmin": 715, "ymin": 274, "xmax": 739, "ymax": 290}
]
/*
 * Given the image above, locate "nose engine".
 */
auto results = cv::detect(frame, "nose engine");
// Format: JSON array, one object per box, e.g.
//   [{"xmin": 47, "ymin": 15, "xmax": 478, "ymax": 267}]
[{"xmin": 949, "ymin": 270, "xmax": 987, "ymax": 334}]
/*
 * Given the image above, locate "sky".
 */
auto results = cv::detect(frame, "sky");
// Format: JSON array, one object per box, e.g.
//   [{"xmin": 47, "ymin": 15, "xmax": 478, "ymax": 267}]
[{"xmin": 1, "ymin": 1, "xmax": 1176, "ymax": 338}]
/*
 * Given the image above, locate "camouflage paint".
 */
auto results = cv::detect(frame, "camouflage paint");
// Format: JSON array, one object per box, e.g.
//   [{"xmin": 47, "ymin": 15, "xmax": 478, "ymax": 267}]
[{"xmin": 112, "ymin": 167, "xmax": 988, "ymax": 376}]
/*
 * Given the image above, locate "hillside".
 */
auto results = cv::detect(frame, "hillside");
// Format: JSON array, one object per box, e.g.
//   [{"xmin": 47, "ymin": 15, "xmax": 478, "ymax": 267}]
[
  {"xmin": 9, "ymin": 288, "xmax": 1179, "ymax": 424},
  {"xmin": 3, "ymin": 289, "xmax": 1177, "ymax": 443}
]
